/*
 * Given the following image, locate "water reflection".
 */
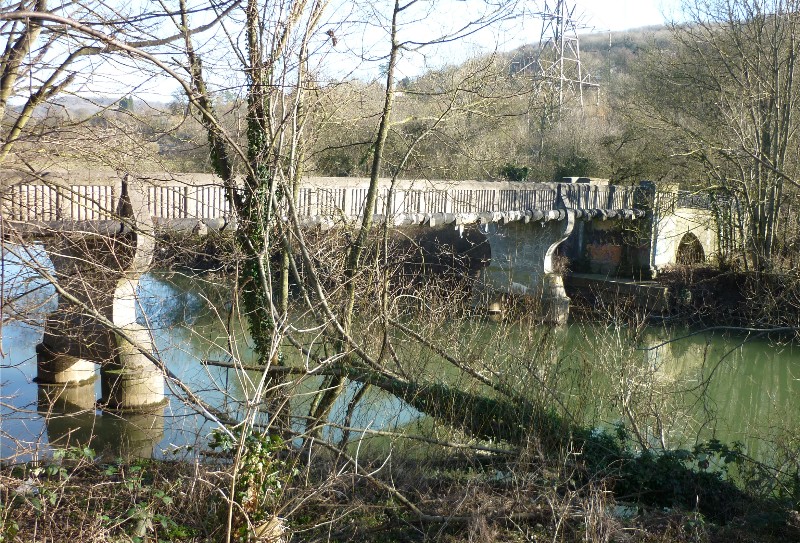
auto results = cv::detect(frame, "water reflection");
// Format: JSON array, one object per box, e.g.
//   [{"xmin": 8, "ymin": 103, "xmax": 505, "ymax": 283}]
[
  {"xmin": 37, "ymin": 382, "xmax": 165, "ymax": 459},
  {"xmin": 2, "ymin": 254, "xmax": 799, "ymax": 463},
  {"xmin": 634, "ymin": 328, "xmax": 800, "ymax": 456}
]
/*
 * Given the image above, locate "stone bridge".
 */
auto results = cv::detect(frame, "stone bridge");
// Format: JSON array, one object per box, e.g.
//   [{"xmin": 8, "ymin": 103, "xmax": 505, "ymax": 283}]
[{"xmin": 1, "ymin": 170, "xmax": 719, "ymax": 412}]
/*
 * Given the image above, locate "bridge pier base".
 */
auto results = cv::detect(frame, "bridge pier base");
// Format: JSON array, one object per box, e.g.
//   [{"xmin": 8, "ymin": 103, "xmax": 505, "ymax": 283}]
[
  {"xmin": 36, "ymin": 240, "xmax": 165, "ymax": 410},
  {"xmin": 541, "ymin": 272, "xmax": 570, "ymax": 324},
  {"xmin": 36, "ymin": 345, "xmax": 97, "ymax": 386},
  {"xmin": 100, "ymin": 324, "xmax": 164, "ymax": 411}
]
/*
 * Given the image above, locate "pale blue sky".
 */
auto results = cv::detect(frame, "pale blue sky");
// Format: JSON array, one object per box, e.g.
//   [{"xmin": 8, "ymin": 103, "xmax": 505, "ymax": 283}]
[
  {"xmin": 62, "ymin": 0, "xmax": 685, "ymax": 101},
  {"xmin": 578, "ymin": 0, "xmax": 680, "ymax": 31},
  {"xmin": 377, "ymin": 0, "xmax": 683, "ymax": 81}
]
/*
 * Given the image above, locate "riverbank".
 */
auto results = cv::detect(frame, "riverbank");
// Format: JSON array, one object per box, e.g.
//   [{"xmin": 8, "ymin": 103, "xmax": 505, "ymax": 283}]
[
  {"xmin": 657, "ymin": 266, "xmax": 800, "ymax": 328},
  {"xmin": 0, "ymin": 430, "xmax": 800, "ymax": 543},
  {"xmin": 565, "ymin": 266, "xmax": 800, "ymax": 331},
  {"xmin": 2, "ymin": 436, "xmax": 799, "ymax": 543}
]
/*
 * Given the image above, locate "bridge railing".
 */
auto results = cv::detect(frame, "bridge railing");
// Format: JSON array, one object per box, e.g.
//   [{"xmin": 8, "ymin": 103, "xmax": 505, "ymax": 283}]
[
  {"xmin": 295, "ymin": 184, "xmax": 562, "ymax": 217},
  {"xmin": 2, "ymin": 183, "xmax": 117, "ymax": 221},
  {"xmin": 0, "ymin": 173, "xmax": 232, "ymax": 223},
  {"xmin": 676, "ymin": 190, "xmax": 726, "ymax": 211},
  {"xmin": 2, "ymin": 173, "xmax": 644, "ymax": 225},
  {"xmin": 560, "ymin": 183, "xmax": 638, "ymax": 210},
  {"xmin": 147, "ymin": 184, "xmax": 230, "ymax": 220}
]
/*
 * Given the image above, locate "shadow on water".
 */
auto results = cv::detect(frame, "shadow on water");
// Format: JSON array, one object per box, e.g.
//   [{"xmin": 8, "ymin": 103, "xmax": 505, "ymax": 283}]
[{"xmin": 2, "ymin": 248, "xmax": 799, "ymax": 463}]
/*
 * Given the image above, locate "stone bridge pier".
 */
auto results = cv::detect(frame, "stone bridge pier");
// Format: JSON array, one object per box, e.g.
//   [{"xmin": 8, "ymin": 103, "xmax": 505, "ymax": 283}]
[
  {"xmin": 35, "ymin": 181, "xmax": 164, "ymax": 411},
  {"xmin": 477, "ymin": 210, "xmax": 576, "ymax": 324}
]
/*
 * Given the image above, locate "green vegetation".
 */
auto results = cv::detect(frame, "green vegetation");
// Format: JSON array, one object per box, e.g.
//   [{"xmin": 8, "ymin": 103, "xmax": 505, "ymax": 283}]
[
  {"xmin": 1, "ymin": 426, "xmax": 797, "ymax": 542},
  {"xmin": 2, "ymin": 0, "xmax": 800, "ymax": 541},
  {"xmin": 499, "ymin": 163, "xmax": 530, "ymax": 182}
]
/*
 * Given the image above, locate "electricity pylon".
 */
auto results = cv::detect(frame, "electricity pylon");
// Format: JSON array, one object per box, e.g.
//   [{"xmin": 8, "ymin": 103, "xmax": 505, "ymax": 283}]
[{"xmin": 535, "ymin": 0, "xmax": 598, "ymax": 112}]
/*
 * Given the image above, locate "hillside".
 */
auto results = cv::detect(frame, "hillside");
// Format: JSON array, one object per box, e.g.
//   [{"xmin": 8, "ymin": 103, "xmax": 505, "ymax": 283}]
[{"xmin": 9, "ymin": 24, "xmax": 681, "ymax": 184}]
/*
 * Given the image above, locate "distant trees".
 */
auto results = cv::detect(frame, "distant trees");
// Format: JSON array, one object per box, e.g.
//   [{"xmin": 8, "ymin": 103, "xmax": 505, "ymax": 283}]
[
  {"xmin": 637, "ymin": 0, "xmax": 800, "ymax": 271},
  {"xmin": 309, "ymin": 56, "xmax": 540, "ymax": 181},
  {"xmin": 7, "ymin": 3, "xmax": 800, "ymax": 539}
]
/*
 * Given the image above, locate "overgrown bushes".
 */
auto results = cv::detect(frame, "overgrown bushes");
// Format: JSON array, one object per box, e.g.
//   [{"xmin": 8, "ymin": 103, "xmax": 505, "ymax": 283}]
[{"xmin": 658, "ymin": 266, "xmax": 800, "ymax": 328}]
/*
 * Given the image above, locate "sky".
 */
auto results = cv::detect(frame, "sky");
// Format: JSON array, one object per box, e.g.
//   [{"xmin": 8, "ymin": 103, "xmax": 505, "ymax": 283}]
[
  {"xmin": 577, "ymin": 0, "xmax": 681, "ymax": 32},
  {"xmin": 571, "ymin": 0, "xmax": 679, "ymax": 31},
  {"xmin": 51, "ymin": 0, "xmax": 686, "ymax": 103},
  {"xmin": 371, "ymin": 0, "xmax": 685, "ymax": 83}
]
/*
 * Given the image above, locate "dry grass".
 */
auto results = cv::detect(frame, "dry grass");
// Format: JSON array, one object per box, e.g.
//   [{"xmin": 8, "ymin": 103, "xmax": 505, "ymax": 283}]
[
  {"xmin": 1, "ymin": 433, "xmax": 798, "ymax": 543},
  {"xmin": 0, "ymin": 455, "xmax": 224, "ymax": 542}
]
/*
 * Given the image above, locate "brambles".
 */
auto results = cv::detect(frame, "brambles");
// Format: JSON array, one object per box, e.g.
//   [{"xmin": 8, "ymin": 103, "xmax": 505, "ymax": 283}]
[{"xmin": 0, "ymin": 448, "xmax": 209, "ymax": 542}]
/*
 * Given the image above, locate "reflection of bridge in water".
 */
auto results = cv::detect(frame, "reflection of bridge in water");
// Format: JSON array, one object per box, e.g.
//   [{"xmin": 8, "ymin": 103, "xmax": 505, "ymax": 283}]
[
  {"xmin": 637, "ymin": 328, "xmax": 800, "ymax": 455},
  {"xmin": 1, "ymin": 170, "xmax": 720, "ymax": 422},
  {"xmin": 38, "ymin": 382, "xmax": 164, "ymax": 459}
]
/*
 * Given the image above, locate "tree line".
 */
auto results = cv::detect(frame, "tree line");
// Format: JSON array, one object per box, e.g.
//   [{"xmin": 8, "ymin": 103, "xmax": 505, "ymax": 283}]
[{"xmin": 2, "ymin": 1, "xmax": 800, "ymax": 541}]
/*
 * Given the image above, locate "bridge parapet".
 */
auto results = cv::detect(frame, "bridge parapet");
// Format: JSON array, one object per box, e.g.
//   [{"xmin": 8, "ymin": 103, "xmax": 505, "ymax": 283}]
[
  {"xmin": 560, "ymin": 182, "xmax": 638, "ymax": 211},
  {"xmin": 2, "ymin": 171, "xmax": 645, "ymax": 229},
  {"xmin": 0, "ymin": 171, "xmax": 231, "ymax": 223},
  {"xmin": 296, "ymin": 177, "xmax": 563, "ymax": 217},
  {"xmin": 3, "ymin": 178, "xmax": 118, "ymax": 221}
]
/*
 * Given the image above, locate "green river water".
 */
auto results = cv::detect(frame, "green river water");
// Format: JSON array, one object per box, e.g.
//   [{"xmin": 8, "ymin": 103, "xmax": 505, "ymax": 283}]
[{"xmin": 1, "ymin": 264, "xmax": 798, "ymax": 465}]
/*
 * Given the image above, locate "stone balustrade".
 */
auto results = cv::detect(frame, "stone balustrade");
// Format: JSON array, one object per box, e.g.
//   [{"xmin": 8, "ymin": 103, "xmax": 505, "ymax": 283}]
[{"xmin": 1, "ymin": 171, "xmax": 645, "ymax": 230}]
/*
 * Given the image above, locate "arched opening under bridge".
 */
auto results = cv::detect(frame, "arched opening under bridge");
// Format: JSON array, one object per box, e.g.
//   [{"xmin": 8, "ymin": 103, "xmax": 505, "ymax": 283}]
[{"xmin": 676, "ymin": 232, "xmax": 705, "ymax": 265}]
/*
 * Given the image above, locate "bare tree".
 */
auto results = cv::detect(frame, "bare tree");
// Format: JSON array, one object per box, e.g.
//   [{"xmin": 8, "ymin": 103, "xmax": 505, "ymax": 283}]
[
  {"xmin": 6, "ymin": 2, "xmax": 789, "ymax": 542},
  {"xmin": 637, "ymin": 0, "xmax": 800, "ymax": 271},
  {"xmin": 2, "ymin": 0, "xmax": 572, "ymax": 539}
]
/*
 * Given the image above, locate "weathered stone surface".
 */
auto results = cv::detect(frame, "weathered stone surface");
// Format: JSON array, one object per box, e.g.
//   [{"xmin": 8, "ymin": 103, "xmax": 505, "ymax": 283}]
[
  {"xmin": 477, "ymin": 213, "xmax": 575, "ymax": 323},
  {"xmin": 36, "ymin": 346, "xmax": 97, "ymax": 385},
  {"xmin": 101, "ymin": 324, "xmax": 164, "ymax": 411},
  {"xmin": 33, "ymin": 178, "xmax": 165, "ymax": 411}
]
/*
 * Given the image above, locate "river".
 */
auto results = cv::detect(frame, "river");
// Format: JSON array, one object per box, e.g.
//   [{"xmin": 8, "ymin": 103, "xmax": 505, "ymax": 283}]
[{"xmin": 1, "ymin": 256, "xmax": 799, "ymax": 465}]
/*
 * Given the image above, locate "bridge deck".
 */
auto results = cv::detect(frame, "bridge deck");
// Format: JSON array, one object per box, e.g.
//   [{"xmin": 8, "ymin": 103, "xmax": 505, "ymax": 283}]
[{"xmin": 1, "ymin": 171, "xmax": 645, "ymax": 231}]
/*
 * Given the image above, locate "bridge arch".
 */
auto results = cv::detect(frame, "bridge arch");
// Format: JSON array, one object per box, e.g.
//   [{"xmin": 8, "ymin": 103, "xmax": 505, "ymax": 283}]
[{"xmin": 676, "ymin": 232, "xmax": 705, "ymax": 265}]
